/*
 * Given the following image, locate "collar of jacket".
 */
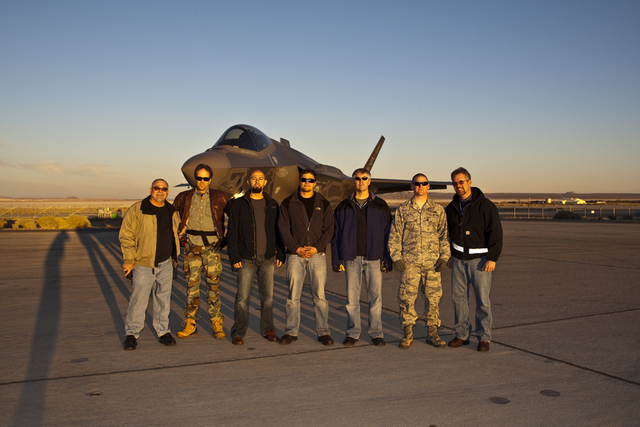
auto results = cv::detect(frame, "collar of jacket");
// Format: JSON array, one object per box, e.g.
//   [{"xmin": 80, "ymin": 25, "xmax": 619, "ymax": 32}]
[
  {"xmin": 242, "ymin": 191, "xmax": 273, "ymax": 204},
  {"xmin": 348, "ymin": 192, "xmax": 376, "ymax": 203},
  {"xmin": 451, "ymin": 187, "xmax": 483, "ymax": 205},
  {"xmin": 141, "ymin": 195, "xmax": 177, "ymax": 215}
]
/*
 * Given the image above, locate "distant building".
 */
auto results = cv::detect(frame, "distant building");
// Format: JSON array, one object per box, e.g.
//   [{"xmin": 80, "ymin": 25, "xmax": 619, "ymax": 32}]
[{"xmin": 556, "ymin": 198, "xmax": 586, "ymax": 205}]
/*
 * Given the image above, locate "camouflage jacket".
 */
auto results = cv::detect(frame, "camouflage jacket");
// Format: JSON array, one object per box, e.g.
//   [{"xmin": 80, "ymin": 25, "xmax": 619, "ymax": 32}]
[{"xmin": 389, "ymin": 197, "xmax": 450, "ymax": 268}]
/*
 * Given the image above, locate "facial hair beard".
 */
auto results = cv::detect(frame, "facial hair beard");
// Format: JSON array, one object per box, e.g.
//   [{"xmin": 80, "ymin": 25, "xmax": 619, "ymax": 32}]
[{"xmin": 251, "ymin": 186, "xmax": 262, "ymax": 194}]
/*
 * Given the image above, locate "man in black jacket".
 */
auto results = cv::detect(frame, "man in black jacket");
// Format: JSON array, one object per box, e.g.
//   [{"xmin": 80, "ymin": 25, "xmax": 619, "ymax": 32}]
[
  {"xmin": 446, "ymin": 167, "xmax": 503, "ymax": 352},
  {"xmin": 278, "ymin": 169, "xmax": 335, "ymax": 346},
  {"xmin": 227, "ymin": 170, "xmax": 285, "ymax": 345}
]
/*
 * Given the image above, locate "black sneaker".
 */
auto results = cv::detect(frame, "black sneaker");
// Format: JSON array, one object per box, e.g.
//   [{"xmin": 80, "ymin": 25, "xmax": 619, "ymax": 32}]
[
  {"xmin": 318, "ymin": 335, "xmax": 334, "ymax": 346},
  {"xmin": 123, "ymin": 335, "xmax": 137, "ymax": 351},
  {"xmin": 279, "ymin": 334, "xmax": 298, "ymax": 345},
  {"xmin": 372, "ymin": 337, "xmax": 386, "ymax": 347},
  {"xmin": 158, "ymin": 333, "xmax": 177, "ymax": 346},
  {"xmin": 343, "ymin": 337, "xmax": 358, "ymax": 346}
]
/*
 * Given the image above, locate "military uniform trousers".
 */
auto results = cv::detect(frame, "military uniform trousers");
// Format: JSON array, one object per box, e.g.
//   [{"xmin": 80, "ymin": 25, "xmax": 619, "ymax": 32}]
[
  {"xmin": 398, "ymin": 263, "xmax": 443, "ymax": 328},
  {"xmin": 183, "ymin": 241, "xmax": 224, "ymax": 322}
]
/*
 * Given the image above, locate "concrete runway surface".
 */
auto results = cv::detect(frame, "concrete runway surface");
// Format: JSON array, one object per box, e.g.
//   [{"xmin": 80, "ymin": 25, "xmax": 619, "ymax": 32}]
[{"xmin": 1, "ymin": 221, "xmax": 639, "ymax": 426}]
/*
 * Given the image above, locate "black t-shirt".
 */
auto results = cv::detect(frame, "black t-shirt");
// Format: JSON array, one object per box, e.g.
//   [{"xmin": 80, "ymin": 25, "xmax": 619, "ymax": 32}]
[
  {"xmin": 354, "ymin": 199, "xmax": 368, "ymax": 257},
  {"xmin": 152, "ymin": 203, "xmax": 173, "ymax": 265},
  {"xmin": 251, "ymin": 197, "xmax": 267, "ymax": 256},
  {"xmin": 300, "ymin": 193, "xmax": 316, "ymax": 222}
]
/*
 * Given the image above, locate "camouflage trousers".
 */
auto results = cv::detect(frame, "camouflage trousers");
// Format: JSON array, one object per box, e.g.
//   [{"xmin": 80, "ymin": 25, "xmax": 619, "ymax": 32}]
[
  {"xmin": 398, "ymin": 263, "xmax": 443, "ymax": 328},
  {"xmin": 183, "ymin": 241, "xmax": 223, "ymax": 322}
]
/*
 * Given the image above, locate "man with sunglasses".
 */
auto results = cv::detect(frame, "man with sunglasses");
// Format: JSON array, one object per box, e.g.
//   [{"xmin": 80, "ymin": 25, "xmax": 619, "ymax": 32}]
[
  {"xmin": 331, "ymin": 168, "xmax": 392, "ymax": 347},
  {"xmin": 445, "ymin": 167, "xmax": 502, "ymax": 352},
  {"xmin": 278, "ymin": 169, "xmax": 335, "ymax": 346},
  {"xmin": 173, "ymin": 164, "xmax": 229, "ymax": 340},
  {"xmin": 389, "ymin": 174, "xmax": 450, "ymax": 349},
  {"xmin": 120, "ymin": 179, "xmax": 181, "ymax": 350}
]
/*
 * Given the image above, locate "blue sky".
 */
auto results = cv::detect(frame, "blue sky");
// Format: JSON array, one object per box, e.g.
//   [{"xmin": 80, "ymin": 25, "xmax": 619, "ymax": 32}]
[{"xmin": 1, "ymin": 0, "xmax": 639, "ymax": 198}]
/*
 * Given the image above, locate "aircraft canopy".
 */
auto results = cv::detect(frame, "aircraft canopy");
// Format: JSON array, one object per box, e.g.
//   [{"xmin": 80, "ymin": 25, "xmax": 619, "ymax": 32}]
[{"xmin": 213, "ymin": 124, "xmax": 272, "ymax": 152}]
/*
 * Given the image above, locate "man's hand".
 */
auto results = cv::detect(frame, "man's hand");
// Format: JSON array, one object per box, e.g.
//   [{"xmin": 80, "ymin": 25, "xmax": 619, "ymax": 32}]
[
  {"xmin": 296, "ymin": 246, "xmax": 317, "ymax": 258},
  {"xmin": 233, "ymin": 262, "xmax": 242, "ymax": 269},
  {"xmin": 123, "ymin": 263, "xmax": 134, "ymax": 276},
  {"xmin": 393, "ymin": 260, "xmax": 405, "ymax": 272},
  {"xmin": 482, "ymin": 260, "xmax": 496, "ymax": 272},
  {"xmin": 212, "ymin": 238, "xmax": 225, "ymax": 252},
  {"xmin": 332, "ymin": 263, "xmax": 345, "ymax": 273},
  {"xmin": 434, "ymin": 259, "xmax": 447, "ymax": 272},
  {"xmin": 380, "ymin": 260, "xmax": 392, "ymax": 273},
  {"xmin": 276, "ymin": 260, "xmax": 283, "ymax": 267},
  {"xmin": 446, "ymin": 258, "xmax": 452, "ymax": 270}
]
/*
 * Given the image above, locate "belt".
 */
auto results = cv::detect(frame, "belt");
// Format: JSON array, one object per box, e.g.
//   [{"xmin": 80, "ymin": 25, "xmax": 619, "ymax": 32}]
[{"xmin": 186, "ymin": 230, "xmax": 218, "ymax": 246}]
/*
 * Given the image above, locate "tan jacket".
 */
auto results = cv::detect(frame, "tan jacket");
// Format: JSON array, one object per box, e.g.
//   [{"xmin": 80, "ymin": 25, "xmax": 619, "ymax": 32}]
[{"xmin": 119, "ymin": 196, "xmax": 181, "ymax": 268}]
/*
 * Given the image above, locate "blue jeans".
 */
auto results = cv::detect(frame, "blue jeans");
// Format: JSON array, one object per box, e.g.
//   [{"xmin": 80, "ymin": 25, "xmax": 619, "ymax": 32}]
[
  {"xmin": 344, "ymin": 257, "xmax": 383, "ymax": 339},
  {"xmin": 285, "ymin": 253, "xmax": 330, "ymax": 337},
  {"xmin": 125, "ymin": 257, "xmax": 173, "ymax": 338},
  {"xmin": 451, "ymin": 256, "xmax": 493, "ymax": 342},
  {"xmin": 231, "ymin": 256, "xmax": 275, "ymax": 338}
]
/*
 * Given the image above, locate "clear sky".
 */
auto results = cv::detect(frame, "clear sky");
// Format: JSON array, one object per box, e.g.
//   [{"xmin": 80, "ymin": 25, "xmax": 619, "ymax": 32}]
[{"xmin": 1, "ymin": 0, "xmax": 639, "ymax": 199}]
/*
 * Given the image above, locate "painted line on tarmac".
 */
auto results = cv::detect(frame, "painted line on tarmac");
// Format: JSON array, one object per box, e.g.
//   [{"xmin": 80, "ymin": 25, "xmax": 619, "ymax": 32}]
[
  {"xmin": 493, "ymin": 341, "xmax": 640, "ymax": 387},
  {"xmin": 493, "ymin": 307, "xmax": 640, "ymax": 330},
  {"xmin": 502, "ymin": 254, "xmax": 640, "ymax": 270},
  {"xmin": 0, "ymin": 341, "xmax": 398, "ymax": 387}
]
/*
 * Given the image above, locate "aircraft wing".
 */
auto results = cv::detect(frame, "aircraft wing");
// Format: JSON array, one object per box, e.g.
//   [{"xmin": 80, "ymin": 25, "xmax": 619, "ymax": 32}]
[{"xmin": 371, "ymin": 178, "xmax": 449, "ymax": 194}]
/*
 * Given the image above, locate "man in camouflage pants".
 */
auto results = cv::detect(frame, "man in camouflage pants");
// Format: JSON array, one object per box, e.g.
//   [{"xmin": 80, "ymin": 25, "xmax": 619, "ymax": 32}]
[
  {"xmin": 173, "ymin": 164, "xmax": 229, "ymax": 340},
  {"xmin": 389, "ymin": 173, "xmax": 450, "ymax": 349}
]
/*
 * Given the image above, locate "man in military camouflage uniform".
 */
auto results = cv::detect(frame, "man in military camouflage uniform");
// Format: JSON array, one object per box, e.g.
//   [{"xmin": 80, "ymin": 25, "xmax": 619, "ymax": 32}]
[
  {"xmin": 389, "ymin": 173, "xmax": 450, "ymax": 349},
  {"xmin": 173, "ymin": 164, "xmax": 229, "ymax": 339}
]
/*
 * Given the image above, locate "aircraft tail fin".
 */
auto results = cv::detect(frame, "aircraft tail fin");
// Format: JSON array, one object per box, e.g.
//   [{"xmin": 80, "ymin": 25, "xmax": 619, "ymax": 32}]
[{"xmin": 363, "ymin": 136, "xmax": 385, "ymax": 172}]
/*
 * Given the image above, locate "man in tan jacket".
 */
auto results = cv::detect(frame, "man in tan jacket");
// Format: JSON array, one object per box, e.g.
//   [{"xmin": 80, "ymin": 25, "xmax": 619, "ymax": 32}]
[{"xmin": 119, "ymin": 179, "xmax": 181, "ymax": 350}]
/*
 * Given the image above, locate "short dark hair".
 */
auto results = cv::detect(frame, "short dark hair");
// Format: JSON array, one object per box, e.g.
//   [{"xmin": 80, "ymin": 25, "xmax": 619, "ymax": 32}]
[
  {"xmin": 352, "ymin": 168, "xmax": 371, "ymax": 178},
  {"xmin": 411, "ymin": 173, "xmax": 428, "ymax": 182},
  {"xmin": 299, "ymin": 168, "xmax": 317, "ymax": 180},
  {"xmin": 450, "ymin": 167, "xmax": 471, "ymax": 181},
  {"xmin": 194, "ymin": 164, "xmax": 213, "ymax": 179}
]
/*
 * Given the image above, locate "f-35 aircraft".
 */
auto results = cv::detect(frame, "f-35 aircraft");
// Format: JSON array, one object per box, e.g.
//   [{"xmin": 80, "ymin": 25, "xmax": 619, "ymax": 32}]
[{"xmin": 181, "ymin": 124, "xmax": 448, "ymax": 207}]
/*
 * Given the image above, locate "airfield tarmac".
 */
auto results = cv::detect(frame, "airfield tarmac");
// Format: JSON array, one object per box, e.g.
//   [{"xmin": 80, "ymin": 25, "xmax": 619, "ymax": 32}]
[{"xmin": 1, "ymin": 221, "xmax": 639, "ymax": 426}]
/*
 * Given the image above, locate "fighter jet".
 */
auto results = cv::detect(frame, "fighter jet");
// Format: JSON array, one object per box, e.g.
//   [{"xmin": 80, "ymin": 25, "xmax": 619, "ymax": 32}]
[{"xmin": 180, "ymin": 124, "xmax": 448, "ymax": 207}]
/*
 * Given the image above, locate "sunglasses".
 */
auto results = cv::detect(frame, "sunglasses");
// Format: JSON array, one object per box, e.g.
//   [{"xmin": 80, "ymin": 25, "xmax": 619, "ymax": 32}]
[
  {"xmin": 412, "ymin": 181, "xmax": 429, "ymax": 187},
  {"xmin": 453, "ymin": 180, "xmax": 468, "ymax": 186},
  {"xmin": 300, "ymin": 178, "xmax": 316, "ymax": 183},
  {"xmin": 196, "ymin": 176, "xmax": 211, "ymax": 182},
  {"xmin": 153, "ymin": 186, "xmax": 168, "ymax": 192},
  {"xmin": 353, "ymin": 176, "xmax": 369, "ymax": 181}
]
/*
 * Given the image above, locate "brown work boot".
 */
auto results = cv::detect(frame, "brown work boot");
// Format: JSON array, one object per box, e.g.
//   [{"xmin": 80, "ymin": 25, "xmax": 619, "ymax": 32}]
[
  {"xmin": 426, "ymin": 326, "xmax": 446, "ymax": 348},
  {"xmin": 177, "ymin": 318, "xmax": 197, "ymax": 338},
  {"xmin": 212, "ymin": 320, "xmax": 225, "ymax": 339},
  {"xmin": 398, "ymin": 326, "xmax": 413, "ymax": 349}
]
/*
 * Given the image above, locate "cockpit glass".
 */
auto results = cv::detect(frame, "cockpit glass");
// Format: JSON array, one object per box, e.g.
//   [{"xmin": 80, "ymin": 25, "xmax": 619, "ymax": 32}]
[{"xmin": 213, "ymin": 126, "xmax": 272, "ymax": 151}]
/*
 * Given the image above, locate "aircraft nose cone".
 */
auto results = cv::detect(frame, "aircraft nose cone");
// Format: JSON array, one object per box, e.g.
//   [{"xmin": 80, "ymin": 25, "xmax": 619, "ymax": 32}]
[{"xmin": 181, "ymin": 149, "xmax": 231, "ymax": 188}]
